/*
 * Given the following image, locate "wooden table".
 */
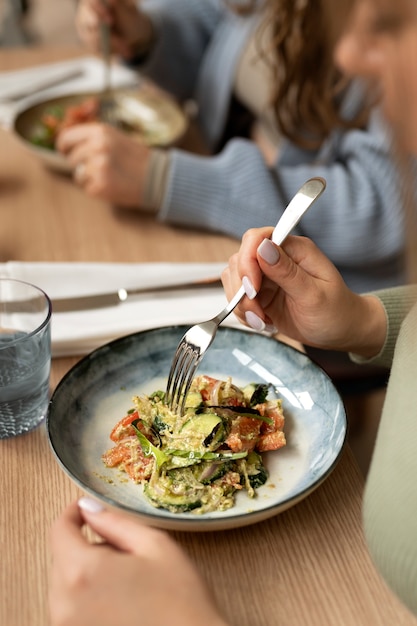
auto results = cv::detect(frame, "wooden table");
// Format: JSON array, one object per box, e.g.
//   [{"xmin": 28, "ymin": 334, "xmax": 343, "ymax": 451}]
[{"xmin": 1, "ymin": 47, "xmax": 416, "ymax": 626}]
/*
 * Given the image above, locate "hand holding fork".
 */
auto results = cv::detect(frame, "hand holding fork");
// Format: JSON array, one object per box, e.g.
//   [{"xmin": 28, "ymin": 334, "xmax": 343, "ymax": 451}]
[{"xmin": 165, "ymin": 177, "xmax": 327, "ymax": 415}]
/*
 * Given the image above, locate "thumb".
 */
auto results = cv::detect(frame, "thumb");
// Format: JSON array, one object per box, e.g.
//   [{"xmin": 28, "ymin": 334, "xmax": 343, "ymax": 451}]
[{"xmin": 77, "ymin": 497, "xmax": 169, "ymax": 556}]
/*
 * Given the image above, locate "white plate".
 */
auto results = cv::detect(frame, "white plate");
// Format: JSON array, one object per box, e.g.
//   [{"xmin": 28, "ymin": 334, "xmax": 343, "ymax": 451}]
[
  {"xmin": 13, "ymin": 84, "xmax": 187, "ymax": 173},
  {"xmin": 47, "ymin": 326, "xmax": 347, "ymax": 532}
]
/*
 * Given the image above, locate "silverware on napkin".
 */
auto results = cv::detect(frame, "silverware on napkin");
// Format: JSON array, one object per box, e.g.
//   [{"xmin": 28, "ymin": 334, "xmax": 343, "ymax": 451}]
[{"xmin": 50, "ymin": 276, "xmax": 223, "ymax": 312}]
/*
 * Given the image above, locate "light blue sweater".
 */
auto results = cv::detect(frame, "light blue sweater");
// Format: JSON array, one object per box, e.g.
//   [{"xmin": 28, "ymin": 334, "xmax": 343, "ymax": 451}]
[{"xmin": 139, "ymin": 0, "xmax": 406, "ymax": 293}]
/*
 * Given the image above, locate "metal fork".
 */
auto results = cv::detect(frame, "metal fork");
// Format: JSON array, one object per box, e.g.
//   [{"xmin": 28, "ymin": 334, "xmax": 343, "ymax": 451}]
[
  {"xmin": 165, "ymin": 176, "xmax": 326, "ymax": 414},
  {"xmin": 99, "ymin": 4, "xmax": 118, "ymax": 125}
]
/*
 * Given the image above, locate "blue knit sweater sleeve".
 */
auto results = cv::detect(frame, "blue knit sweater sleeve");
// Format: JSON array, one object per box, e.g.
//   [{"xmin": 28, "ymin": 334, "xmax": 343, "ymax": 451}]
[
  {"xmin": 138, "ymin": 0, "xmax": 223, "ymax": 100},
  {"xmin": 159, "ymin": 112, "xmax": 406, "ymax": 292}
]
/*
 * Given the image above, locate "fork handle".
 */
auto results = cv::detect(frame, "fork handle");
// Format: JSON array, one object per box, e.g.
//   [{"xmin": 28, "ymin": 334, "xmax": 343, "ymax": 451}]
[
  {"xmin": 271, "ymin": 177, "xmax": 326, "ymax": 245},
  {"xmin": 212, "ymin": 285, "xmax": 245, "ymax": 325}
]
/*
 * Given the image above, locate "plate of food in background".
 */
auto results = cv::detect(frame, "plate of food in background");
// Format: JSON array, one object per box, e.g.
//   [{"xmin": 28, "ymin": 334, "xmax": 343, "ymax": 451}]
[
  {"xmin": 12, "ymin": 82, "xmax": 188, "ymax": 173},
  {"xmin": 47, "ymin": 325, "xmax": 347, "ymax": 532}
]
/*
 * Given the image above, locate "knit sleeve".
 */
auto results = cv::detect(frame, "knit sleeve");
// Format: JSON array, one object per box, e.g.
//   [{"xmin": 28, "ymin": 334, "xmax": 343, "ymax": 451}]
[
  {"xmin": 134, "ymin": 0, "xmax": 222, "ymax": 101},
  {"xmin": 349, "ymin": 286, "xmax": 417, "ymax": 368},
  {"xmin": 157, "ymin": 129, "xmax": 406, "ymax": 291},
  {"xmin": 362, "ymin": 300, "xmax": 417, "ymax": 616}
]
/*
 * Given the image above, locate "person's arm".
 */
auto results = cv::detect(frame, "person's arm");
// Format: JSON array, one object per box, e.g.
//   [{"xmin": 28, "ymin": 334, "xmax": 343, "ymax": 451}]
[
  {"xmin": 349, "ymin": 285, "xmax": 417, "ymax": 368},
  {"xmin": 362, "ymin": 298, "xmax": 417, "ymax": 617},
  {"xmin": 49, "ymin": 498, "xmax": 229, "ymax": 626},
  {"xmin": 159, "ymin": 110, "xmax": 405, "ymax": 292},
  {"xmin": 126, "ymin": 0, "xmax": 224, "ymax": 101},
  {"xmin": 75, "ymin": 0, "xmax": 223, "ymax": 100},
  {"xmin": 274, "ymin": 111, "xmax": 405, "ymax": 285}
]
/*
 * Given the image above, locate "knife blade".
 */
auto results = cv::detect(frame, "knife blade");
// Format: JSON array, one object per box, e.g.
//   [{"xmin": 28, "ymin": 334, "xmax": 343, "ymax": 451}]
[{"xmin": 50, "ymin": 276, "xmax": 223, "ymax": 312}]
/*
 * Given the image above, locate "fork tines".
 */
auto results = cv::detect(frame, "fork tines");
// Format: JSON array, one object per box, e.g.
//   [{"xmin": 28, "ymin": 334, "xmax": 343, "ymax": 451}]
[{"xmin": 166, "ymin": 343, "xmax": 201, "ymax": 415}]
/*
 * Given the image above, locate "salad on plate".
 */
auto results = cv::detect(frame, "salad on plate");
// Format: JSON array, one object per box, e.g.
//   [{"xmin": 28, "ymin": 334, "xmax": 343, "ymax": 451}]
[{"xmin": 102, "ymin": 375, "xmax": 286, "ymax": 514}]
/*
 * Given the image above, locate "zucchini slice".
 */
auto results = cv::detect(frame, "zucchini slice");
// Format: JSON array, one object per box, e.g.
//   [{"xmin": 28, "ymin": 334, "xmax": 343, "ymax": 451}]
[{"xmin": 143, "ymin": 482, "xmax": 202, "ymax": 513}]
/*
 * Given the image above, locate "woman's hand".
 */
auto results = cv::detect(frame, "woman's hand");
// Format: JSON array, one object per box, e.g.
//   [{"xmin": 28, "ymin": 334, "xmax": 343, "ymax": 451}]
[
  {"xmin": 56, "ymin": 123, "xmax": 151, "ymax": 207},
  {"xmin": 221, "ymin": 228, "xmax": 387, "ymax": 358},
  {"xmin": 75, "ymin": 0, "xmax": 154, "ymax": 59},
  {"xmin": 49, "ymin": 498, "xmax": 229, "ymax": 626}
]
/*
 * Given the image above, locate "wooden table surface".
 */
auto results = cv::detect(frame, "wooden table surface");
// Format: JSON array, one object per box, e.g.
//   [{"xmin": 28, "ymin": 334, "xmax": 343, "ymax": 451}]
[{"xmin": 1, "ymin": 46, "xmax": 416, "ymax": 626}]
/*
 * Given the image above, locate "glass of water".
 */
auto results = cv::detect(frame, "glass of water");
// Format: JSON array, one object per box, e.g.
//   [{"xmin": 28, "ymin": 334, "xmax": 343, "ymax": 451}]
[{"xmin": 0, "ymin": 278, "xmax": 52, "ymax": 438}]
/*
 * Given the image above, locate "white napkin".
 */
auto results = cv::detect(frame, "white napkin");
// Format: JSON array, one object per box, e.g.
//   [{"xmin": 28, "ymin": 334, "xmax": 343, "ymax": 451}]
[
  {"xmin": 0, "ymin": 56, "xmax": 140, "ymax": 129},
  {"xmin": 0, "ymin": 261, "xmax": 247, "ymax": 357}
]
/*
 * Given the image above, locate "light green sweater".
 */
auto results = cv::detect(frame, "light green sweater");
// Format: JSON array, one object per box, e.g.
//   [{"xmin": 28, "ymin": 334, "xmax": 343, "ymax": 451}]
[{"xmin": 352, "ymin": 286, "xmax": 417, "ymax": 615}]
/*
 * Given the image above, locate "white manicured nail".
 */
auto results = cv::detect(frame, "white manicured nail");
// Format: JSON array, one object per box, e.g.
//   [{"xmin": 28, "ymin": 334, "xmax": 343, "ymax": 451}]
[
  {"xmin": 245, "ymin": 311, "xmax": 278, "ymax": 335},
  {"xmin": 245, "ymin": 310, "xmax": 266, "ymax": 331},
  {"xmin": 264, "ymin": 323, "xmax": 278, "ymax": 335},
  {"xmin": 78, "ymin": 497, "xmax": 105, "ymax": 514},
  {"xmin": 242, "ymin": 276, "xmax": 257, "ymax": 300},
  {"xmin": 258, "ymin": 239, "xmax": 280, "ymax": 265}
]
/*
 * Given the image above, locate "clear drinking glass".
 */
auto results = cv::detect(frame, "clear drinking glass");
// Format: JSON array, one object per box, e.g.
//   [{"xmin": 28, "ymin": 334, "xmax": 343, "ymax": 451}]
[{"xmin": 0, "ymin": 278, "xmax": 52, "ymax": 438}]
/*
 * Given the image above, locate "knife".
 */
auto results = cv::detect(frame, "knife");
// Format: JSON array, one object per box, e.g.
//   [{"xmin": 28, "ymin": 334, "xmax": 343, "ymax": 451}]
[{"xmin": 49, "ymin": 276, "xmax": 223, "ymax": 313}]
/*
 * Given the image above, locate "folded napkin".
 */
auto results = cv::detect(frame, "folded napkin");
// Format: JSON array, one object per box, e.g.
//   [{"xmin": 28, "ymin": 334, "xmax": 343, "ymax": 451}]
[
  {"xmin": 0, "ymin": 56, "xmax": 140, "ymax": 129},
  {"xmin": 0, "ymin": 262, "xmax": 247, "ymax": 358}
]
